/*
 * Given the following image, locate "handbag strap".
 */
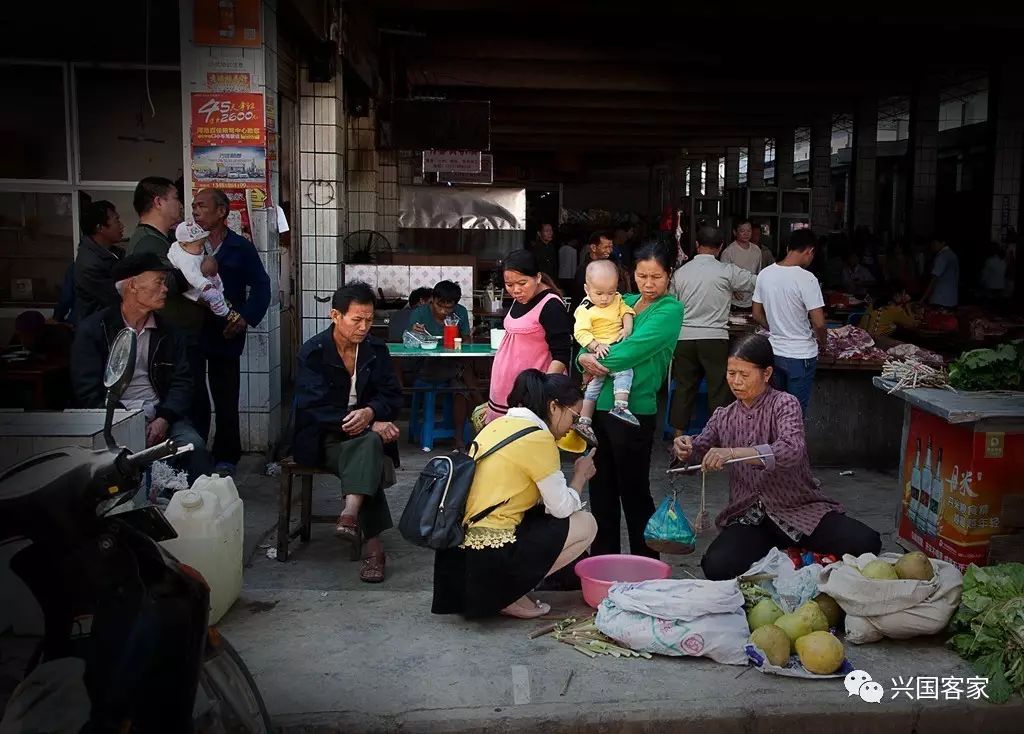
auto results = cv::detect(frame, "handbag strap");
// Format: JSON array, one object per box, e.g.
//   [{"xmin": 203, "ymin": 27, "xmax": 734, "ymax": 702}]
[{"xmin": 463, "ymin": 426, "xmax": 543, "ymax": 526}]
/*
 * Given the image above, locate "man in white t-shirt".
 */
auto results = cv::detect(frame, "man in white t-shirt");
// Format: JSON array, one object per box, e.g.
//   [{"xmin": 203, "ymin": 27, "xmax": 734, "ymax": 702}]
[
  {"xmin": 752, "ymin": 229, "xmax": 827, "ymax": 415},
  {"xmin": 720, "ymin": 218, "xmax": 764, "ymax": 308},
  {"xmin": 922, "ymin": 236, "xmax": 960, "ymax": 309}
]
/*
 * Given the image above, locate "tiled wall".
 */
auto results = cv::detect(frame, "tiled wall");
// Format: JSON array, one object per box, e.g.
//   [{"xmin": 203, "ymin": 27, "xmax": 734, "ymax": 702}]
[
  {"xmin": 348, "ymin": 109, "xmax": 378, "ymax": 235},
  {"xmin": 378, "ymin": 149, "xmax": 400, "ymax": 247},
  {"xmin": 991, "ymin": 59, "xmax": 1024, "ymax": 243},
  {"xmin": 910, "ymin": 79, "xmax": 940, "ymax": 236},
  {"xmin": 810, "ymin": 115, "xmax": 833, "ymax": 235},
  {"xmin": 179, "ymin": 0, "xmax": 283, "ymax": 453},
  {"xmin": 344, "ymin": 265, "xmax": 475, "ymax": 326},
  {"xmin": 852, "ymin": 97, "xmax": 878, "ymax": 231},
  {"xmin": 298, "ymin": 64, "xmax": 345, "ymax": 343}
]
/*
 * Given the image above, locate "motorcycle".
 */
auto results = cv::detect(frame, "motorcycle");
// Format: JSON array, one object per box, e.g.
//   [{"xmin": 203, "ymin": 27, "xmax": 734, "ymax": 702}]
[{"xmin": 0, "ymin": 328, "xmax": 271, "ymax": 733}]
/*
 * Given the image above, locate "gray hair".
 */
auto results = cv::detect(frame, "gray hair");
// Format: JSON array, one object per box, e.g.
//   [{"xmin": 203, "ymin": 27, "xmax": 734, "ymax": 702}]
[{"xmin": 198, "ymin": 187, "xmax": 230, "ymax": 215}]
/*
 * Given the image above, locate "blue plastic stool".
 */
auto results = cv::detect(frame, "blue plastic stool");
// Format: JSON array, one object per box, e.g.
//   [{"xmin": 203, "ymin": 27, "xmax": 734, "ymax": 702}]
[
  {"xmin": 409, "ymin": 379, "xmax": 455, "ymax": 452},
  {"xmin": 662, "ymin": 378, "xmax": 709, "ymax": 440}
]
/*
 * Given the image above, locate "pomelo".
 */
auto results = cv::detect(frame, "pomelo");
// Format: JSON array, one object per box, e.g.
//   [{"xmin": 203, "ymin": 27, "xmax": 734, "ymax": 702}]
[
  {"xmin": 861, "ymin": 559, "xmax": 899, "ymax": 580},
  {"xmin": 812, "ymin": 593, "xmax": 844, "ymax": 630},
  {"xmin": 747, "ymin": 598, "xmax": 784, "ymax": 631},
  {"xmin": 795, "ymin": 631, "xmax": 845, "ymax": 675},
  {"xmin": 894, "ymin": 551, "xmax": 934, "ymax": 581},
  {"xmin": 750, "ymin": 624, "xmax": 791, "ymax": 667},
  {"xmin": 774, "ymin": 613, "xmax": 813, "ymax": 652},
  {"xmin": 795, "ymin": 600, "xmax": 829, "ymax": 633}
]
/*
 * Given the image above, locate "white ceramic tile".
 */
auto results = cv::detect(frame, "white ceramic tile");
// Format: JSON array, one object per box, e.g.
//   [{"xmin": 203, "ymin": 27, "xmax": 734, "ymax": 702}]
[
  {"xmin": 249, "ymin": 413, "xmax": 269, "ymax": 450},
  {"xmin": 376, "ymin": 265, "xmax": 410, "ymax": 297},
  {"xmin": 409, "ymin": 266, "xmax": 442, "ymax": 293},
  {"xmin": 314, "ymin": 124, "xmax": 337, "ymax": 153},
  {"xmin": 315, "ymin": 236, "xmax": 336, "ymax": 264},
  {"xmin": 268, "ymin": 404, "xmax": 282, "ymax": 446},
  {"xmin": 460, "ymin": 298, "xmax": 475, "ymax": 329},
  {"xmin": 317, "ymin": 264, "xmax": 338, "ymax": 292},
  {"xmin": 299, "ymin": 95, "xmax": 315, "ymax": 124},
  {"xmin": 315, "ymin": 209, "xmax": 338, "ymax": 237},
  {"xmin": 269, "ymin": 327, "xmax": 281, "ymax": 370},
  {"xmin": 301, "ymin": 263, "xmax": 317, "ymax": 293},
  {"xmin": 302, "ymin": 318, "xmax": 320, "ymax": 342},
  {"xmin": 238, "ymin": 347, "xmax": 250, "ymax": 373},
  {"xmin": 301, "ymin": 235, "xmax": 316, "ymax": 264},
  {"xmin": 440, "ymin": 266, "xmax": 474, "ymax": 300},
  {"xmin": 237, "ymin": 413, "xmax": 251, "ymax": 451},
  {"xmin": 301, "ymin": 209, "xmax": 315, "ymax": 237},
  {"xmin": 246, "ymin": 332, "xmax": 271, "ymax": 373},
  {"xmin": 300, "ymin": 152, "xmax": 315, "ymax": 180},
  {"xmin": 344, "ymin": 265, "xmax": 376, "ymax": 288},
  {"xmin": 249, "ymin": 373, "xmax": 270, "ymax": 410},
  {"xmin": 300, "ymin": 123, "xmax": 314, "ymax": 153}
]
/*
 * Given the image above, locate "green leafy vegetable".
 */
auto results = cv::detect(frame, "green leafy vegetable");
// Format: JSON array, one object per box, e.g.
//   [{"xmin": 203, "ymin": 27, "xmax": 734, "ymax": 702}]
[
  {"xmin": 948, "ymin": 563, "xmax": 1024, "ymax": 703},
  {"xmin": 948, "ymin": 342, "xmax": 1024, "ymax": 391}
]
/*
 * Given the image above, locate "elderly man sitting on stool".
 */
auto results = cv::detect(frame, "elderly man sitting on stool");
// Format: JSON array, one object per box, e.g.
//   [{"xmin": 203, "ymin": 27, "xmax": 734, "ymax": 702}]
[
  {"xmin": 294, "ymin": 282, "xmax": 402, "ymax": 583},
  {"xmin": 71, "ymin": 252, "xmax": 215, "ymax": 488}
]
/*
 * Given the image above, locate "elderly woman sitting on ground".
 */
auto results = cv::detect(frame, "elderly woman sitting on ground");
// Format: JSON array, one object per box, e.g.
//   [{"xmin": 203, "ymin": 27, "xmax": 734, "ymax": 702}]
[
  {"xmin": 673, "ymin": 334, "xmax": 881, "ymax": 580},
  {"xmin": 432, "ymin": 369, "xmax": 598, "ymax": 619},
  {"xmin": 293, "ymin": 281, "xmax": 402, "ymax": 583}
]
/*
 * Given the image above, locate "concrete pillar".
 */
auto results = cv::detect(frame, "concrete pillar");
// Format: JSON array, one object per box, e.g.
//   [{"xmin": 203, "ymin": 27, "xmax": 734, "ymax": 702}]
[
  {"xmin": 725, "ymin": 147, "xmax": 741, "ymax": 188},
  {"xmin": 179, "ymin": 0, "xmax": 283, "ymax": 453},
  {"xmin": 705, "ymin": 155, "xmax": 720, "ymax": 196},
  {"xmin": 689, "ymin": 160, "xmax": 703, "ymax": 196},
  {"xmin": 989, "ymin": 58, "xmax": 1024, "ymax": 244},
  {"xmin": 810, "ymin": 115, "xmax": 833, "ymax": 234},
  {"xmin": 852, "ymin": 96, "xmax": 878, "ymax": 232},
  {"xmin": 748, "ymin": 137, "xmax": 766, "ymax": 188},
  {"xmin": 775, "ymin": 131, "xmax": 795, "ymax": 188},
  {"xmin": 908, "ymin": 77, "xmax": 940, "ymax": 237}
]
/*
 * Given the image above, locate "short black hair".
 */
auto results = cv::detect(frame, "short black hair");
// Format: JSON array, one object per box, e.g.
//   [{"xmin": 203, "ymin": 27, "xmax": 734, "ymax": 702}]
[
  {"xmin": 81, "ymin": 200, "xmax": 116, "ymax": 236},
  {"xmin": 133, "ymin": 176, "xmax": 176, "ymax": 215},
  {"xmin": 506, "ymin": 369, "xmax": 583, "ymax": 420},
  {"xmin": 734, "ymin": 217, "xmax": 752, "ymax": 229},
  {"xmin": 332, "ymin": 281, "xmax": 376, "ymax": 313},
  {"xmin": 788, "ymin": 229, "xmax": 817, "ymax": 252},
  {"xmin": 588, "ymin": 230, "xmax": 612, "ymax": 247},
  {"xmin": 408, "ymin": 287, "xmax": 433, "ymax": 307},
  {"xmin": 632, "ymin": 239, "xmax": 675, "ymax": 275},
  {"xmin": 728, "ymin": 334, "xmax": 774, "ymax": 370},
  {"xmin": 503, "ymin": 249, "xmax": 541, "ymax": 277},
  {"xmin": 432, "ymin": 280, "xmax": 462, "ymax": 304},
  {"xmin": 696, "ymin": 225, "xmax": 724, "ymax": 249}
]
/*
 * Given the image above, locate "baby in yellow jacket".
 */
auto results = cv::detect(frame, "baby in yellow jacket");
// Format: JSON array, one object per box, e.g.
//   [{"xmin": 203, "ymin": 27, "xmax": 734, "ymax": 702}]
[{"xmin": 572, "ymin": 259, "xmax": 638, "ymax": 445}]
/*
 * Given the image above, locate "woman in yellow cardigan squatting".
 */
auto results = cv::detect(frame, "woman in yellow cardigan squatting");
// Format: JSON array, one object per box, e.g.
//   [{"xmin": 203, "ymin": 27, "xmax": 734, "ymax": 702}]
[{"xmin": 431, "ymin": 369, "xmax": 598, "ymax": 620}]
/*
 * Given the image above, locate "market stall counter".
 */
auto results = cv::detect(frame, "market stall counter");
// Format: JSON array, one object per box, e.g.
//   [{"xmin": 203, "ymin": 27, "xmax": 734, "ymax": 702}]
[{"xmin": 872, "ymin": 378, "xmax": 1024, "ymax": 570}]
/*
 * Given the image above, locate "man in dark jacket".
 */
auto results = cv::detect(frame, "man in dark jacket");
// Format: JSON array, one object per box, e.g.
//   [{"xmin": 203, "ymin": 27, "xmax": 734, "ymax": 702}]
[
  {"xmin": 74, "ymin": 200, "xmax": 126, "ymax": 323},
  {"xmin": 71, "ymin": 253, "xmax": 214, "ymax": 483},
  {"xmin": 192, "ymin": 188, "xmax": 272, "ymax": 474},
  {"xmin": 294, "ymin": 282, "xmax": 401, "ymax": 582}
]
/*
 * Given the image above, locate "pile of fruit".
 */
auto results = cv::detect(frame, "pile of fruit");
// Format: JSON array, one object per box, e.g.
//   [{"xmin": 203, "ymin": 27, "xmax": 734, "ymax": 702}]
[
  {"xmin": 747, "ymin": 595, "xmax": 846, "ymax": 674},
  {"xmin": 856, "ymin": 551, "xmax": 935, "ymax": 581}
]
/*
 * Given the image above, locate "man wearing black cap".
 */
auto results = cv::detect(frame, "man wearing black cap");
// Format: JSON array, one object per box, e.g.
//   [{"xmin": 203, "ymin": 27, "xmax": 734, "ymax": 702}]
[{"xmin": 71, "ymin": 252, "xmax": 214, "ymax": 485}]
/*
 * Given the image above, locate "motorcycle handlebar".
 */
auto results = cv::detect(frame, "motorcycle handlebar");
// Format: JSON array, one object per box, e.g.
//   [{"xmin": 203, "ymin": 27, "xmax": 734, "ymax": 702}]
[{"xmin": 123, "ymin": 440, "xmax": 181, "ymax": 471}]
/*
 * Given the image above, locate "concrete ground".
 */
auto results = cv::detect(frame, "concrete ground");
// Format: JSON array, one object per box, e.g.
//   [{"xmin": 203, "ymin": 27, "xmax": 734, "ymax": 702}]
[{"xmin": 219, "ymin": 435, "xmax": 1024, "ymax": 733}]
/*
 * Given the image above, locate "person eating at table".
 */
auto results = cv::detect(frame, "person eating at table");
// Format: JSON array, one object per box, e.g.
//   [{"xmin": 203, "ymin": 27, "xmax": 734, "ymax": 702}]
[
  {"xmin": 673, "ymin": 334, "xmax": 881, "ymax": 581},
  {"xmin": 485, "ymin": 250, "xmax": 573, "ymax": 424},
  {"xmin": 407, "ymin": 280, "xmax": 483, "ymax": 450}
]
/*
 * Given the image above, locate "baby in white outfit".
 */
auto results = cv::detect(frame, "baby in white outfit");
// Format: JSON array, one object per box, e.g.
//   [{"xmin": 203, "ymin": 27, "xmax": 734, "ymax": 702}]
[{"xmin": 170, "ymin": 220, "xmax": 230, "ymax": 317}]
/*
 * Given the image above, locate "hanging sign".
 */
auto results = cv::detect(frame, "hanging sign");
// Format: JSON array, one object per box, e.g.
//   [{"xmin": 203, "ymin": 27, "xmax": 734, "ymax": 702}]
[{"xmin": 422, "ymin": 150, "xmax": 482, "ymax": 174}]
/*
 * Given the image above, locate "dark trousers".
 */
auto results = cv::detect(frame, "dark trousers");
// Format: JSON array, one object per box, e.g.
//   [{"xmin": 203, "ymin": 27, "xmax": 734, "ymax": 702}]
[
  {"xmin": 669, "ymin": 339, "xmax": 732, "ymax": 431},
  {"xmin": 324, "ymin": 431, "xmax": 393, "ymax": 540},
  {"xmin": 187, "ymin": 339, "xmax": 211, "ymax": 443},
  {"xmin": 590, "ymin": 411, "xmax": 658, "ymax": 558},
  {"xmin": 700, "ymin": 511, "xmax": 882, "ymax": 581},
  {"xmin": 207, "ymin": 355, "xmax": 242, "ymax": 465}
]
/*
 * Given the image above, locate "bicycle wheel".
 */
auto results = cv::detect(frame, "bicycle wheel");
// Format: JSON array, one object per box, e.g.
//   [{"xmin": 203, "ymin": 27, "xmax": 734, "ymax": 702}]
[{"xmin": 197, "ymin": 632, "xmax": 272, "ymax": 734}]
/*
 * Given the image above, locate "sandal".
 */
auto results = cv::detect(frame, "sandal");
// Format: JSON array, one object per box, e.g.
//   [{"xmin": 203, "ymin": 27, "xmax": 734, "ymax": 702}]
[
  {"xmin": 335, "ymin": 514, "xmax": 363, "ymax": 561},
  {"xmin": 360, "ymin": 553, "xmax": 386, "ymax": 583},
  {"xmin": 500, "ymin": 597, "xmax": 552, "ymax": 619}
]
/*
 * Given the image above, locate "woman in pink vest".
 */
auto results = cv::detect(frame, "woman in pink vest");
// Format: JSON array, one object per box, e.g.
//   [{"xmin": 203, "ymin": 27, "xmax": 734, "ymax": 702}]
[{"xmin": 486, "ymin": 250, "xmax": 573, "ymax": 423}]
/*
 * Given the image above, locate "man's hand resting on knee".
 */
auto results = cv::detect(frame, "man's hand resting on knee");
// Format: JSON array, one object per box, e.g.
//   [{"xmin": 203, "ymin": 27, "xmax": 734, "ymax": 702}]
[{"xmin": 371, "ymin": 421, "xmax": 399, "ymax": 443}]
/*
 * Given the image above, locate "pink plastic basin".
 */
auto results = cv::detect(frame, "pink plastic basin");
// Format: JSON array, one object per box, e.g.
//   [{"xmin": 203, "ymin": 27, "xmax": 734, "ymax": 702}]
[{"xmin": 574, "ymin": 554, "xmax": 672, "ymax": 609}]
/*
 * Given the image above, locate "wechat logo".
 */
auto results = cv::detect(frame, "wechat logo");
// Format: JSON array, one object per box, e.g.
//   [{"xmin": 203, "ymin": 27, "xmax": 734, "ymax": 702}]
[{"xmin": 844, "ymin": 670, "xmax": 884, "ymax": 703}]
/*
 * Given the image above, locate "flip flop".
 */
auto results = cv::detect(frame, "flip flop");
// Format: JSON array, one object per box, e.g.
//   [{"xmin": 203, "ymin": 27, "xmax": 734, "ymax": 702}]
[
  {"xmin": 360, "ymin": 553, "xmax": 386, "ymax": 583},
  {"xmin": 335, "ymin": 514, "xmax": 363, "ymax": 561},
  {"xmin": 500, "ymin": 598, "xmax": 552, "ymax": 619}
]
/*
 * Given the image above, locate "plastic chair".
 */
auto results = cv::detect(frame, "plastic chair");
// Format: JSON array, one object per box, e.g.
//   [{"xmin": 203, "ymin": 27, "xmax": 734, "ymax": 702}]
[{"xmin": 409, "ymin": 379, "xmax": 473, "ymax": 452}]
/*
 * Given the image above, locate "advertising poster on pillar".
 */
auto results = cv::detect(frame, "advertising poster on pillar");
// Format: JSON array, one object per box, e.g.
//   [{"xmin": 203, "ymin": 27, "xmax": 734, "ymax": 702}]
[
  {"xmin": 192, "ymin": 146, "xmax": 267, "ymax": 188},
  {"xmin": 191, "ymin": 93, "xmax": 266, "ymax": 148},
  {"xmin": 193, "ymin": 0, "xmax": 262, "ymax": 48},
  {"xmin": 898, "ymin": 407, "xmax": 1022, "ymax": 569}
]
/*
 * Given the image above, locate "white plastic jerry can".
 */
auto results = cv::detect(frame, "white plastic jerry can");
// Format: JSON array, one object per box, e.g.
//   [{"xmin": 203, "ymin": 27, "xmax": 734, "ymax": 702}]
[{"xmin": 161, "ymin": 474, "xmax": 244, "ymax": 625}]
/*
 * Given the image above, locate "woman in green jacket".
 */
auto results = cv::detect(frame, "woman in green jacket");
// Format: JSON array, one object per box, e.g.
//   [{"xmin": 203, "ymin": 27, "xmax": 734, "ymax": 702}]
[{"xmin": 578, "ymin": 240, "xmax": 684, "ymax": 558}]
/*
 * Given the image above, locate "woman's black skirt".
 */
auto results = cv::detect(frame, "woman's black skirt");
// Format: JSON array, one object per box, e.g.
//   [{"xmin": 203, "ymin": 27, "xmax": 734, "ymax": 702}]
[{"xmin": 431, "ymin": 506, "xmax": 570, "ymax": 618}]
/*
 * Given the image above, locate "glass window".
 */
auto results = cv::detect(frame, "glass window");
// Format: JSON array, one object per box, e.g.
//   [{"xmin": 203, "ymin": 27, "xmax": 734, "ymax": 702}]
[
  {"xmin": 76, "ymin": 67, "xmax": 183, "ymax": 182},
  {"xmin": 0, "ymin": 191, "xmax": 74, "ymax": 305},
  {"xmin": 0, "ymin": 65, "xmax": 68, "ymax": 180}
]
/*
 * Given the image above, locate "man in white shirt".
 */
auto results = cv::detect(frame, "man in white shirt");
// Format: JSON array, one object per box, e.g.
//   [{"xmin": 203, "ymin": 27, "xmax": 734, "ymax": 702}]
[
  {"xmin": 752, "ymin": 229, "xmax": 827, "ymax": 415},
  {"xmin": 720, "ymin": 218, "xmax": 764, "ymax": 308},
  {"xmin": 558, "ymin": 238, "xmax": 579, "ymax": 294},
  {"xmin": 922, "ymin": 236, "xmax": 960, "ymax": 309},
  {"xmin": 670, "ymin": 225, "xmax": 757, "ymax": 433}
]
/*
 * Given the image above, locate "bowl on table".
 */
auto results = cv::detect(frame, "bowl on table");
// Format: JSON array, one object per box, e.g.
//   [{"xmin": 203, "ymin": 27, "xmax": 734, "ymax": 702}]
[
  {"xmin": 419, "ymin": 338, "xmax": 439, "ymax": 350},
  {"xmin": 574, "ymin": 554, "xmax": 672, "ymax": 609}
]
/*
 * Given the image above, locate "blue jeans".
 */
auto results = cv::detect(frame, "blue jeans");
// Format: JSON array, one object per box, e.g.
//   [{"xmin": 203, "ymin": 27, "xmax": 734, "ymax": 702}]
[
  {"xmin": 584, "ymin": 368, "xmax": 634, "ymax": 402},
  {"xmin": 771, "ymin": 356, "xmax": 817, "ymax": 415}
]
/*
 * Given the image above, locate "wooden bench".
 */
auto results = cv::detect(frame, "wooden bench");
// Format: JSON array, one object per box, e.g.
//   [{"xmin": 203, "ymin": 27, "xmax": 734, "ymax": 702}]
[{"xmin": 276, "ymin": 456, "xmax": 397, "ymax": 563}]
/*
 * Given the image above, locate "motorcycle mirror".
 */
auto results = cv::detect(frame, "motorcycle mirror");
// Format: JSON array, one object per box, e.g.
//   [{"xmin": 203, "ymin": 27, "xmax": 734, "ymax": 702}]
[{"xmin": 103, "ymin": 328, "xmax": 137, "ymax": 451}]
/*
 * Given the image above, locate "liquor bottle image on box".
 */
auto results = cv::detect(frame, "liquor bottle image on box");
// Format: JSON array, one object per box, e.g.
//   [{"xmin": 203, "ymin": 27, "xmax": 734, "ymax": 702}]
[
  {"xmin": 909, "ymin": 437, "xmax": 922, "ymax": 527},
  {"xmin": 918, "ymin": 436, "xmax": 933, "ymax": 533},
  {"xmin": 927, "ymin": 447, "xmax": 944, "ymax": 537}
]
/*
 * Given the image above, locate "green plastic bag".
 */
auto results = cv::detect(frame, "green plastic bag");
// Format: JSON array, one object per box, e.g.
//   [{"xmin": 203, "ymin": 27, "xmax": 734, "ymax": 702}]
[{"xmin": 644, "ymin": 492, "xmax": 696, "ymax": 555}]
